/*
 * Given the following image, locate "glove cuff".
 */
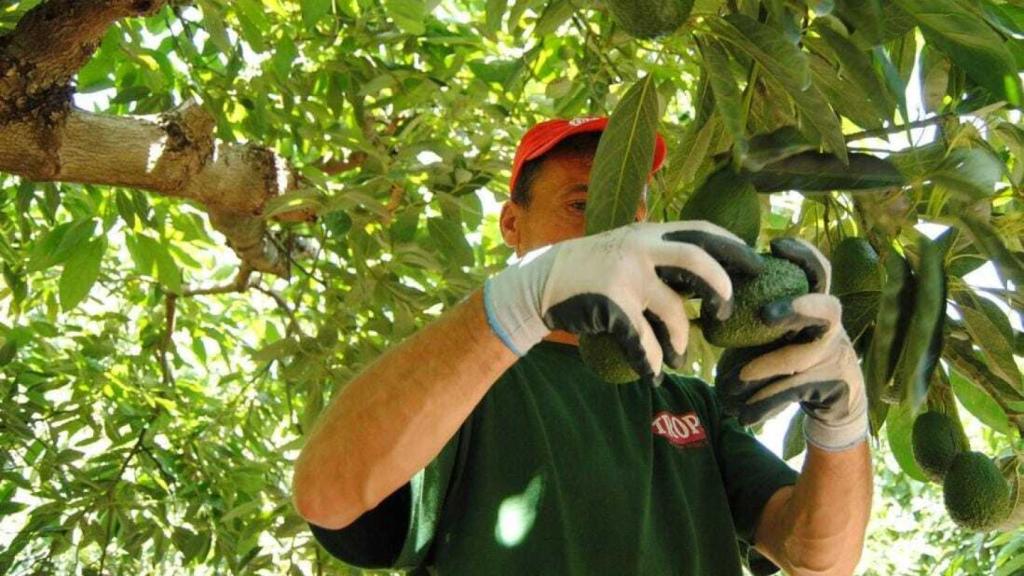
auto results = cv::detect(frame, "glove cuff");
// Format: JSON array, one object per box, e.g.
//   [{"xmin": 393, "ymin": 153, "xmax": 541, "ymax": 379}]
[
  {"xmin": 483, "ymin": 252, "xmax": 553, "ymax": 356},
  {"xmin": 803, "ymin": 387, "xmax": 869, "ymax": 452}
]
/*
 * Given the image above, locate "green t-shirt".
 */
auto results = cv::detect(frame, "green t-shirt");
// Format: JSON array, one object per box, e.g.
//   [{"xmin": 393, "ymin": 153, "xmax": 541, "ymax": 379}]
[{"xmin": 310, "ymin": 341, "xmax": 798, "ymax": 575}]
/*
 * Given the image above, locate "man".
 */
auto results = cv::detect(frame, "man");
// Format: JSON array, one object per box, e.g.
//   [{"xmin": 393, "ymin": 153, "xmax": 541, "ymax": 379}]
[{"xmin": 292, "ymin": 118, "xmax": 872, "ymax": 575}]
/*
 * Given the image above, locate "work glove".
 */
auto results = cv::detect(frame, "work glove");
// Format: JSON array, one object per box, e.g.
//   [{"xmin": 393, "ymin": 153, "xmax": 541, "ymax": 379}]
[
  {"xmin": 484, "ymin": 221, "xmax": 763, "ymax": 383},
  {"xmin": 715, "ymin": 238, "xmax": 869, "ymax": 452}
]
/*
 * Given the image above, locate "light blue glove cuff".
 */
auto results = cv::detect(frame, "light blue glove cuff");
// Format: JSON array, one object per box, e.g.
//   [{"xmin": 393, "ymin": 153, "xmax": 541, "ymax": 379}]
[{"xmin": 482, "ymin": 248, "xmax": 556, "ymax": 356}]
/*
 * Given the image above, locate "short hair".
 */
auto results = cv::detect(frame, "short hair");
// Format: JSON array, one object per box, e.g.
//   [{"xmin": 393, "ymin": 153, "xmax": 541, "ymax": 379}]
[{"xmin": 511, "ymin": 131, "xmax": 603, "ymax": 208}]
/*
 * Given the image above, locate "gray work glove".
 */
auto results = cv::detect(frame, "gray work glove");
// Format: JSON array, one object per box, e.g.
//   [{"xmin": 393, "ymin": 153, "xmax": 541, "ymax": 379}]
[
  {"xmin": 484, "ymin": 221, "xmax": 763, "ymax": 383},
  {"xmin": 715, "ymin": 238, "xmax": 869, "ymax": 452}
]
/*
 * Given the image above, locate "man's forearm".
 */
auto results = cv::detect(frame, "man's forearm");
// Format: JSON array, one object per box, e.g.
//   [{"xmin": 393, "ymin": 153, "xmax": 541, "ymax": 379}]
[
  {"xmin": 292, "ymin": 287, "xmax": 518, "ymax": 530},
  {"xmin": 757, "ymin": 441, "xmax": 873, "ymax": 575}
]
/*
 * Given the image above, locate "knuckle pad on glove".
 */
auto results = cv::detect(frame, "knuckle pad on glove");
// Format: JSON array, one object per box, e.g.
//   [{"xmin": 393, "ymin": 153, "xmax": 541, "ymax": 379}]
[{"xmin": 661, "ymin": 229, "xmax": 764, "ymax": 276}]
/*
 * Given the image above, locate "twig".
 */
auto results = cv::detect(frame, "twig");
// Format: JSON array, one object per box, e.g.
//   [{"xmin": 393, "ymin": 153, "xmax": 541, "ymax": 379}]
[
  {"xmin": 160, "ymin": 294, "xmax": 177, "ymax": 386},
  {"xmin": 267, "ymin": 233, "xmax": 328, "ymax": 288},
  {"xmin": 98, "ymin": 414, "xmax": 157, "ymax": 574},
  {"xmin": 319, "ymin": 151, "xmax": 367, "ymax": 175},
  {"xmin": 845, "ymin": 114, "xmax": 957, "ymax": 143},
  {"xmin": 252, "ymin": 283, "xmax": 305, "ymax": 337},
  {"xmin": 139, "ymin": 443, "xmax": 175, "ymax": 488},
  {"xmin": 180, "ymin": 265, "xmax": 253, "ymax": 297}
]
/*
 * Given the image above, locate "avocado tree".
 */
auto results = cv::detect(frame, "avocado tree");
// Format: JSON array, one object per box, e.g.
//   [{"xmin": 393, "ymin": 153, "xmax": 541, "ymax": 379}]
[{"xmin": 0, "ymin": 0, "xmax": 1021, "ymax": 574}]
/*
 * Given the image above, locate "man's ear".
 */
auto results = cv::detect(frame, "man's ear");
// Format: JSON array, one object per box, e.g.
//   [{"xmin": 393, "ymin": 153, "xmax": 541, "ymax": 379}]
[
  {"xmin": 635, "ymin": 200, "xmax": 649, "ymax": 223},
  {"xmin": 500, "ymin": 201, "xmax": 522, "ymax": 249}
]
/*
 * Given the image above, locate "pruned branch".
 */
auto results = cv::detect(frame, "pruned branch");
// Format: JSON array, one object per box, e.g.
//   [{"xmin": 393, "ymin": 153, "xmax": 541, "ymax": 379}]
[{"xmin": 0, "ymin": 0, "xmax": 315, "ymax": 276}]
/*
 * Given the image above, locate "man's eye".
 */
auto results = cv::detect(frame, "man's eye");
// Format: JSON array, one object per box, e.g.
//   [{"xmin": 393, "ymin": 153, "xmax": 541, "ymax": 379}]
[{"xmin": 570, "ymin": 201, "xmax": 586, "ymax": 212}]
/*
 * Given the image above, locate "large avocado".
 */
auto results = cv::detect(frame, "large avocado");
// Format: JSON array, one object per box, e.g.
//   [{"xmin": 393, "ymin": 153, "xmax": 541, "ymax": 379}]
[
  {"xmin": 912, "ymin": 411, "xmax": 969, "ymax": 483},
  {"xmin": 606, "ymin": 0, "xmax": 695, "ymax": 39},
  {"xmin": 701, "ymin": 256, "xmax": 810, "ymax": 348},
  {"xmin": 943, "ymin": 451, "xmax": 1011, "ymax": 531}
]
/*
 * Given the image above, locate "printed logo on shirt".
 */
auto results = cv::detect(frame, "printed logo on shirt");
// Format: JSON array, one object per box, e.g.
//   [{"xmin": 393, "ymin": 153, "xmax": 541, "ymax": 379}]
[
  {"xmin": 568, "ymin": 117, "xmax": 599, "ymax": 127},
  {"xmin": 652, "ymin": 411, "xmax": 707, "ymax": 449}
]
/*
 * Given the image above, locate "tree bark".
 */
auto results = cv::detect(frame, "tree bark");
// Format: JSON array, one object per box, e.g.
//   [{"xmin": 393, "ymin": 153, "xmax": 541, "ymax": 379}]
[{"xmin": 0, "ymin": 0, "xmax": 316, "ymax": 277}]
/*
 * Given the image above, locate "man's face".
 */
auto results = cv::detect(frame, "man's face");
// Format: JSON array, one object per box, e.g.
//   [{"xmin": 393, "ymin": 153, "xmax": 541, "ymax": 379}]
[{"xmin": 500, "ymin": 151, "xmax": 648, "ymax": 256}]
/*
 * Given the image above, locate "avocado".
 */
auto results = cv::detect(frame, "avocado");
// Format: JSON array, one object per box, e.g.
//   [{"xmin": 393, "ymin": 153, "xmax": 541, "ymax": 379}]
[
  {"xmin": 579, "ymin": 332, "xmax": 640, "ymax": 384},
  {"xmin": 701, "ymin": 256, "xmax": 810, "ymax": 348},
  {"xmin": 912, "ymin": 411, "xmax": 969, "ymax": 482},
  {"xmin": 831, "ymin": 237, "xmax": 882, "ymax": 340},
  {"xmin": 606, "ymin": 0, "xmax": 695, "ymax": 39},
  {"xmin": 943, "ymin": 451, "xmax": 1011, "ymax": 531}
]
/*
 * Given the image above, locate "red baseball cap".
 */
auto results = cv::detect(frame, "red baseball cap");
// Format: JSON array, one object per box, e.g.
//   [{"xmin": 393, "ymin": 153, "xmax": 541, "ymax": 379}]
[{"xmin": 508, "ymin": 117, "xmax": 668, "ymax": 195}]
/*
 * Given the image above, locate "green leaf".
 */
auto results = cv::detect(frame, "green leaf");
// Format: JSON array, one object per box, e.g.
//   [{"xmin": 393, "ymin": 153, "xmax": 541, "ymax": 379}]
[
  {"xmin": 534, "ymin": 0, "xmax": 573, "ymax": 37},
  {"xmin": 782, "ymin": 410, "xmax": 806, "ymax": 460},
  {"xmin": 58, "ymin": 238, "xmax": 106, "ymax": 311},
  {"xmin": 27, "ymin": 219, "xmax": 97, "ymax": 272},
  {"xmin": 0, "ymin": 341, "xmax": 16, "ymax": 367},
  {"xmin": 958, "ymin": 299, "xmax": 1022, "ymax": 391},
  {"xmin": 709, "ymin": 14, "xmax": 847, "ymax": 163},
  {"xmin": 886, "ymin": 397, "xmax": 929, "ymax": 482},
  {"xmin": 892, "ymin": 235, "xmax": 947, "ymax": 411},
  {"xmin": 920, "ymin": 44, "xmax": 951, "ymax": 113},
  {"xmin": 809, "ymin": 18, "xmax": 895, "ymax": 121},
  {"xmin": 950, "ymin": 367, "xmax": 1011, "ymax": 435},
  {"xmin": 697, "ymin": 36, "xmax": 747, "ymax": 162},
  {"xmin": 741, "ymin": 126, "xmax": 815, "ymax": 172},
  {"xmin": 895, "ymin": 0, "xmax": 1022, "ymax": 106},
  {"xmin": 747, "ymin": 151, "xmax": 904, "ymax": 192},
  {"xmin": 864, "ymin": 248, "xmax": 912, "ymax": 428},
  {"xmin": 958, "ymin": 213, "xmax": 1024, "ymax": 287},
  {"xmin": 931, "ymin": 148, "xmax": 1003, "ymax": 201},
  {"xmin": 263, "ymin": 188, "xmax": 324, "ymax": 219},
  {"xmin": 679, "ymin": 168, "xmax": 760, "ymax": 245},
  {"xmin": 994, "ymin": 121, "xmax": 1024, "ymax": 185},
  {"xmin": 808, "ymin": 53, "xmax": 885, "ymax": 130},
  {"xmin": 301, "ymin": 0, "xmax": 332, "ymax": 28},
  {"xmin": 585, "ymin": 75, "xmax": 661, "ymax": 234},
  {"xmin": 136, "ymin": 235, "xmax": 182, "ymax": 294},
  {"xmin": 427, "ymin": 217, "xmax": 474, "ymax": 268},
  {"xmin": 384, "ymin": 0, "xmax": 427, "ymax": 35},
  {"xmin": 485, "ymin": 0, "xmax": 507, "ymax": 37},
  {"xmin": 663, "ymin": 115, "xmax": 721, "ymax": 195},
  {"xmin": 835, "ymin": 0, "xmax": 883, "ymax": 47}
]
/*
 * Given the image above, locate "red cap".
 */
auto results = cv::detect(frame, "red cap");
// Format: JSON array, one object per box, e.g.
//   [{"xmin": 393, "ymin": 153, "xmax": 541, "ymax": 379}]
[{"xmin": 508, "ymin": 117, "xmax": 668, "ymax": 195}]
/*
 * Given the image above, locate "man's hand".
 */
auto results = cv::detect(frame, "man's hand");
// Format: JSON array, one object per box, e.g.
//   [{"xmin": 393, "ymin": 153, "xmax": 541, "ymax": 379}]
[
  {"xmin": 715, "ymin": 238, "xmax": 868, "ymax": 452},
  {"xmin": 484, "ymin": 221, "xmax": 763, "ymax": 382}
]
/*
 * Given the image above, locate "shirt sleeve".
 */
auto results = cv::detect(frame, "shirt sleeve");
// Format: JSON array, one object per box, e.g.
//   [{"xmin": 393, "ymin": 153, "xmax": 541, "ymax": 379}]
[
  {"xmin": 308, "ymin": 427, "xmax": 463, "ymax": 571},
  {"xmin": 688, "ymin": 377, "xmax": 799, "ymax": 576}
]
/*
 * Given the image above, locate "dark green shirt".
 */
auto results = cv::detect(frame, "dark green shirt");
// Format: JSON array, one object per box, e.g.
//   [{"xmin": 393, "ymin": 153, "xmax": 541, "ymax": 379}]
[{"xmin": 311, "ymin": 341, "xmax": 798, "ymax": 575}]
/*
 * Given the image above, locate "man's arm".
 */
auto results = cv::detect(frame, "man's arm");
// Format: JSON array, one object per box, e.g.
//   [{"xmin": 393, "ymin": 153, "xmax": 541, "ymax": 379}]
[
  {"xmin": 754, "ymin": 441, "xmax": 873, "ymax": 575},
  {"xmin": 292, "ymin": 288, "xmax": 517, "ymax": 530}
]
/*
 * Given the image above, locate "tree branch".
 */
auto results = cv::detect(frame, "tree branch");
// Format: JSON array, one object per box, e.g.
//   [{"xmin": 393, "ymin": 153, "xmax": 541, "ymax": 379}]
[
  {"xmin": 180, "ymin": 265, "xmax": 253, "ymax": 297},
  {"xmin": 0, "ymin": 0, "xmax": 165, "ymax": 124},
  {"xmin": 0, "ymin": 0, "xmax": 312, "ymax": 276},
  {"xmin": 844, "ymin": 113, "xmax": 957, "ymax": 143}
]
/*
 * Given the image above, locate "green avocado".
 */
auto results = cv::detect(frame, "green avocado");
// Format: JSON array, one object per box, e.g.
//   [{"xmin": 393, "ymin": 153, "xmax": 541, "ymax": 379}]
[
  {"xmin": 606, "ymin": 0, "xmax": 695, "ymax": 39},
  {"xmin": 701, "ymin": 256, "xmax": 810, "ymax": 348},
  {"xmin": 831, "ymin": 237, "xmax": 882, "ymax": 340},
  {"xmin": 943, "ymin": 451, "xmax": 1011, "ymax": 531},
  {"xmin": 912, "ymin": 411, "xmax": 969, "ymax": 483},
  {"xmin": 579, "ymin": 332, "xmax": 640, "ymax": 384}
]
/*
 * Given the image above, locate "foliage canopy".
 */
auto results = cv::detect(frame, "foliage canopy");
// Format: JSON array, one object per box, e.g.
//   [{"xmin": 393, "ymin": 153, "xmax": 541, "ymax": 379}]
[{"xmin": 1, "ymin": 0, "xmax": 1023, "ymax": 574}]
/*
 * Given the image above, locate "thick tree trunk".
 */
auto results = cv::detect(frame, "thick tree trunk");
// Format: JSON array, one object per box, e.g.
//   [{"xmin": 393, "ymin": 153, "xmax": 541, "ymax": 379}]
[{"xmin": 0, "ymin": 0, "xmax": 313, "ymax": 277}]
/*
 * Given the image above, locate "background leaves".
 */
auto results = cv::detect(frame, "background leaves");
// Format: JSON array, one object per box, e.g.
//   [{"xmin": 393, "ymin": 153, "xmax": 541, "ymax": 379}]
[{"xmin": 1, "ymin": 0, "xmax": 1023, "ymax": 574}]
